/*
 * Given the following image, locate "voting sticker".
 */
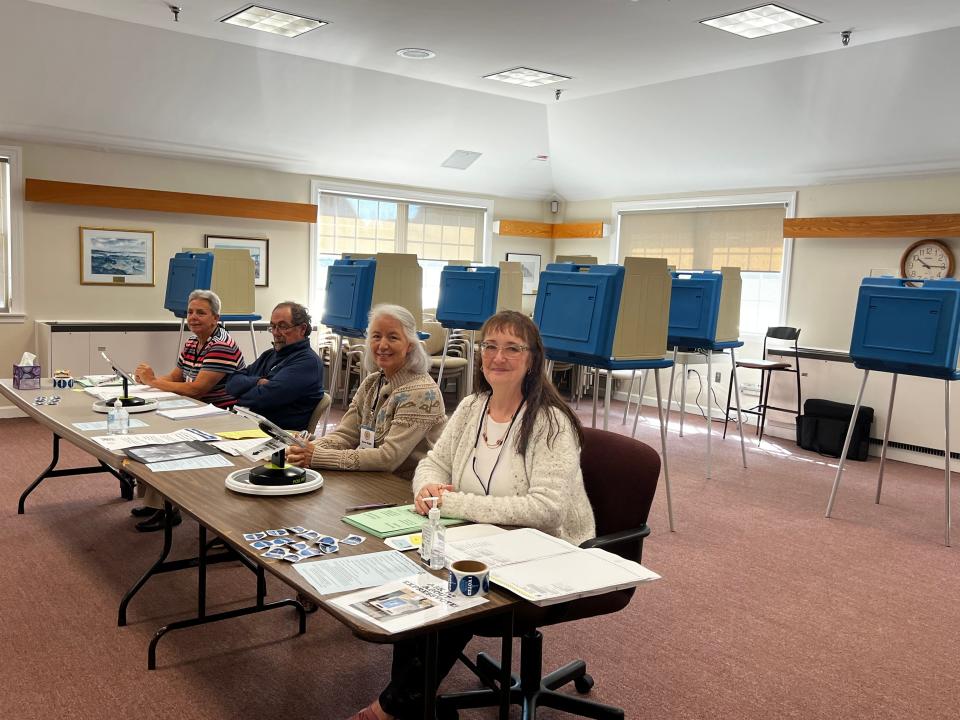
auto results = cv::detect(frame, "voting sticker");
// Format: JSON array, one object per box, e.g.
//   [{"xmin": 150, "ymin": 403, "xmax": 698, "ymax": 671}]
[
  {"xmin": 266, "ymin": 528, "xmax": 289, "ymax": 537},
  {"xmin": 340, "ymin": 534, "xmax": 366, "ymax": 545},
  {"xmin": 250, "ymin": 540, "xmax": 271, "ymax": 550},
  {"xmin": 270, "ymin": 538, "xmax": 291, "ymax": 547},
  {"xmin": 299, "ymin": 530, "xmax": 321, "ymax": 540},
  {"xmin": 318, "ymin": 536, "xmax": 337, "ymax": 547},
  {"xmin": 262, "ymin": 548, "xmax": 287, "ymax": 559},
  {"xmin": 288, "ymin": 526, "xmax": 308, "ymax": 534},
  {"xmin": 243, "ymin": 532, "xmax": 267, "ymax": 542},
  {"xmin": 297, "ymin": 547, "xmax": 322, "ymax": 558},
  {"xmin": 319, "ymin": 543, "xmax": 339, "ymax": 555},
  {"xmin": 281, "ymin": 553, "xmax": 301, "ymax": 563},
  {"xmin": 289, "ymin": 541, "xmax": 308, "ymax": 551}
]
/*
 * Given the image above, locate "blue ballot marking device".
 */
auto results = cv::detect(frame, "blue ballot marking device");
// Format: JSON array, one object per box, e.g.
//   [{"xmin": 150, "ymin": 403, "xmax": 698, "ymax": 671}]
[
  {"xmin": 436, "ymin": 265, "xmax": 500, "ymax": 330},
  {"xmin": 667, "ymin": 270, "xmax": 724, "ymax": 348},
  {"xmin": 322, "ymin": 257, "xmax": 377, "ymax": 338}
]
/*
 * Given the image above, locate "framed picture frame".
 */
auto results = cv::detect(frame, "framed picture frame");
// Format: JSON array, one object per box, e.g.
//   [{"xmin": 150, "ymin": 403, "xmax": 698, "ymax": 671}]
[
  {"xmin": 506, "ymin": 252, "xmax": 541, "ymax": 295},
  {"xmin": 204, "ymin": 235, "xmax": 269, "ymax": 287},
  {"xmin": 80, "ymin": 227, "xmax": 155, "ymax": 286}
]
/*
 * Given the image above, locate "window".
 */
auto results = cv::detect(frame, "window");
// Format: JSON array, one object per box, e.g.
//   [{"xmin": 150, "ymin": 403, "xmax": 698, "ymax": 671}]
[
  {"xmin": 614, "ymin": 194, "xmax": 794, "ymax": 336},
  {"xmin": 0, "ymin": 146, "xmax": 24, "ymax": 319},
  {"xmin": 309, "ymin": 182, "xmax": 491, "ymax": 320}
]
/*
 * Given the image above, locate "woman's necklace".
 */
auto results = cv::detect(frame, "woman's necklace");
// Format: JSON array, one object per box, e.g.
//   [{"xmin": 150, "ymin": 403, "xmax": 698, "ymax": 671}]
[{"xmin": 482, "ymin": 413, "xmax": 510, "ymax": 448}]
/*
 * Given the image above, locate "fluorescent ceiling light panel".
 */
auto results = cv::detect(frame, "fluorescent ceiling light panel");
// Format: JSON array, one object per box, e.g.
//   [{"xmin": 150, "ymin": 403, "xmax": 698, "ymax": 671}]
[
  {"xmin": 700, "ymin": 4, "xmax": 820, "ymax": 39},
  {"xmin": 441, "ymin": 150, "xmax": 482, "ymax": 170},
  {"xmin": 221, "ymin": 5, "xmax": 327, "ymax": 38},
  {"xmin": 483, "ymin": 67, "xmax": 571, "ymax": 87}
]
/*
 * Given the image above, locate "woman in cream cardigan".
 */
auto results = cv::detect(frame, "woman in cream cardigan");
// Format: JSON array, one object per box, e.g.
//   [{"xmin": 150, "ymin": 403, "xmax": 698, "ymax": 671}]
[
  {"xmin": 349, "ymin": 310, "xmax": 594, "ymax": 720},
  {"xmin": 287, "ymin": 304, "xmax": 445, "ymax": 480}
]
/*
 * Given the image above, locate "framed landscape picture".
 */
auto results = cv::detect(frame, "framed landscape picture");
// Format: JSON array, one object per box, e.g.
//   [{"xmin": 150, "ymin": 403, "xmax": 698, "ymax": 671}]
[
  {"xmin": 204, "ymin": 235, "xmax": 269, "ymax": 286},
  {"xmin": 80, "ymin": 227, "xmax": 155, "ymax": 286},
  {"xmin": 506, "ymin": 252, "xmax": 541, "ymax": 295}
]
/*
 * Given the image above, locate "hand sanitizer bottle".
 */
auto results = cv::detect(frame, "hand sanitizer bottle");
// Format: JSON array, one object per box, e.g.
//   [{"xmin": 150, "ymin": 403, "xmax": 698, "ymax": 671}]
[
  {"xmin": 108, "ymin": 398, "xmax": 129, "ymax": 435},
  {"xmin": 429, "ymin": 500, "xmax": 446, "ymax": 571},
  {"xmin": 420, "ymin": 497, "xmax": 435, "ymax": 563}
]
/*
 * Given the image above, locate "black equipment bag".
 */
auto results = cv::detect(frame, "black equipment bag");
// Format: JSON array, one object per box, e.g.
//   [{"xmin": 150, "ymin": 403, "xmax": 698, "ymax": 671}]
[{"xmin": 796, "ymin": 399, "xmax": 874, "ymax": 461}]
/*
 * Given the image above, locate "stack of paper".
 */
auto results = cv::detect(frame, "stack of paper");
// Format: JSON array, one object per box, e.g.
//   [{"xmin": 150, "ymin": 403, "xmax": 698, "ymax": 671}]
[
  {"xmin": 343, "ymin": 504, "xmax": 462, "ymax": 538},
  {"xmin": 446, "ymin": 528, "xmax": 660, "ymax": 606},
  {"xmin": 157, "ymin": 403, "xmax": 228, "ymax": 419}
]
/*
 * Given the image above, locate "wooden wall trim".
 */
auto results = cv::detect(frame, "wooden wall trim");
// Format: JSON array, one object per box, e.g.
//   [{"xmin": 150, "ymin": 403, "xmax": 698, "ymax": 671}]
[
  {"xmin": 25, "ymin": 179, "xmax": 318, "ymax": 223},
  {"xmin": 496, "ymin": 219, "xmax": 606, "ymax": 239},
  {"xmin": 784, "ymin": 214, "xmax": 960, "ymax": 238}
]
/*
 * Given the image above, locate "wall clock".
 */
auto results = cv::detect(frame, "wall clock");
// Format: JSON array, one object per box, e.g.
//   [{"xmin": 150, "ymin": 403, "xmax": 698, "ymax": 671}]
[{"xmin": 900, "ymin": 239, "xmax": 955, "ymax": 284}]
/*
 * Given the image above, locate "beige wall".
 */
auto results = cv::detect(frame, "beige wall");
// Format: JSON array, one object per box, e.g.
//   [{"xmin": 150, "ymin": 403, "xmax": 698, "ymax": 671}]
[
  {"xmin": 1, "ymin": 142, "xmax": 543, "ymax": 374},
  {"xmin": 563, "ymin": 173, "xmax": 960, "ymax": 350}
]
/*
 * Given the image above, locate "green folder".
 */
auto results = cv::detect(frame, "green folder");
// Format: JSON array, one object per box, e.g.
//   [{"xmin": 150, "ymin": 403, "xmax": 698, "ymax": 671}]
[{"xmin": 342, "ymin": 504, "xmax": 462, "ymax": 538}]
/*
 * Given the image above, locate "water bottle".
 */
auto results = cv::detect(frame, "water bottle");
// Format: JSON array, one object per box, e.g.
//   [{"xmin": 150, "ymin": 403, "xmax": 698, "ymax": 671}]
[
  {"xmin": 420, "ymin": 498, "xmax": 434, "ymax": 563},
  {"xmin": 107, "ymin": 398, "xmax": 129, "ymax": 435},
  {"xmin": 429, "ymin": 500, "xmax": 446, "ymax": 570}
]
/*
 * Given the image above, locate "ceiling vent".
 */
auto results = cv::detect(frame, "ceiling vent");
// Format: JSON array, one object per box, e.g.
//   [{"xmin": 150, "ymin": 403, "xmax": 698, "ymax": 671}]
[{"xmin": 441, "ymin": 150, "xmax": 482, "ymax": 170}]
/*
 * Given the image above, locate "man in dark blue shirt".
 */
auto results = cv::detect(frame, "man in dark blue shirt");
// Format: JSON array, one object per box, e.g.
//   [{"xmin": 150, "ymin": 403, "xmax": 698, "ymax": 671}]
[{"xmin": 226, "ymin": 301, "xmax": 324, "ymax": 430}]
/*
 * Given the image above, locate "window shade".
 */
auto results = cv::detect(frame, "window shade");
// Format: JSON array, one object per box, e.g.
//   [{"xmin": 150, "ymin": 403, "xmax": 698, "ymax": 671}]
[
  {"xmin": 618, "ymin": 205, "xmax": 786, "ymax": 271},
  {"xmin": 0, "ymin": 157, "xmax": 9, "ymax": 310}
]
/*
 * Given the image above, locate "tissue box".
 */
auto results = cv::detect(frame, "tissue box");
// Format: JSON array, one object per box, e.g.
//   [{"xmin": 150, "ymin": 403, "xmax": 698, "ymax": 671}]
[{"xmin": 13, "ymin": 364, "xmax": 41, "ymax": 390}]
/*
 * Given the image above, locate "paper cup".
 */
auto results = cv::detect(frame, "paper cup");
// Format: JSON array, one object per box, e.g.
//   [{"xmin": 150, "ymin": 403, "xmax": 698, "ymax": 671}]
[{"xmin": 448, "ymin": 559, "xmax": 490, "ymax": 598}]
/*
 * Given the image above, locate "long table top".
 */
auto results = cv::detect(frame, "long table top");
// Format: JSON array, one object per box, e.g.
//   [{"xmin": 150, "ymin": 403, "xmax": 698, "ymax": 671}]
[{"xmin": 1, "ymin": 378, "xmax": 516, "ymax": 642}]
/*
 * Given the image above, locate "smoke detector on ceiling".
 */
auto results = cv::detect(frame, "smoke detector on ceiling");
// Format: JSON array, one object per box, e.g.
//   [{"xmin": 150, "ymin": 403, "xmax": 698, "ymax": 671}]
[{"xmin": 396, "ymin": 48, "xmax": 436, "ymax": 60}]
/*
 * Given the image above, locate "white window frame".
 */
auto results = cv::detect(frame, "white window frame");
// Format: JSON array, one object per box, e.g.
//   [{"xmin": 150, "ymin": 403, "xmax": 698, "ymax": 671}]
[
  {"xmin": 0, "ymin": 145, "xmax": 25, "ymax": 323},
  {"xmin": 611, "ymin": 191, "xmax": 796, "ymax": 338},
  {"xmin": 307, "ymin": 178, "xmax": 494, "ymax": 313}
]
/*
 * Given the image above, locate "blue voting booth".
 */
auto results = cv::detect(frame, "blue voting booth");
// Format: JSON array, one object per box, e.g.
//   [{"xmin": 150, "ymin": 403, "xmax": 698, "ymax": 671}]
[
  {"xmin": 535, "ymin": 261, "xmax": 676, "ymax": 530},
  {"xmin": 435, "ymin": 265, "xmax": 500, "ymax": 394},
  {"xmin": 164, "ymin": 251, "xmax": 262, "ymax": 359},
  {"xmin": 827, "ymin": 277, "xmax": 960, "ymax": 546},
  {"xmin": 663, "ymin": 270, "xmax": 748, "ymax": 478},
  {"xmin": 321, "ymin": 257, "xmax": 377, "ymax": 416}
]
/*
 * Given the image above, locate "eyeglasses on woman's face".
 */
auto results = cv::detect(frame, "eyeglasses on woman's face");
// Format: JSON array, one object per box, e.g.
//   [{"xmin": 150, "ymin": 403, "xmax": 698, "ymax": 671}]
[{"xmin": 479, "ymin": 342, "xmax": 529, "ymax": 359}]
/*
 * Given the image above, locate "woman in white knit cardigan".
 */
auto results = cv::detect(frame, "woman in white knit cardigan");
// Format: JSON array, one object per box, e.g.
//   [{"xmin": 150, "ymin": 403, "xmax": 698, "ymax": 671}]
[{"xmin": 349, "ymin": 310, "xmax": 595, "ymax": 720}]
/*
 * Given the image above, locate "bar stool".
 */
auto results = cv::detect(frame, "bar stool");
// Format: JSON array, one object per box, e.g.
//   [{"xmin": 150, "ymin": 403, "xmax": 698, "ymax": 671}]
[{"xmin": 723, "ymin": 326, "xmax": 801, "ymax": 444}]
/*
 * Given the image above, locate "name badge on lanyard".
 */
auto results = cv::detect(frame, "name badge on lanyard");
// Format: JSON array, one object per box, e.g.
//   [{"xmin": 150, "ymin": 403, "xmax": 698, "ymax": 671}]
[{"xmin": 359, "ymin": 425, "xmax": 376, "ymax": 449}]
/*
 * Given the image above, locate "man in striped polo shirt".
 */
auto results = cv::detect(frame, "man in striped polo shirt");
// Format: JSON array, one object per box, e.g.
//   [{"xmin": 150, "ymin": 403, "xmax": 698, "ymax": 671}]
[{"xmin": 131, "ymin": 289, "xmax": 246, "ymax": 531}]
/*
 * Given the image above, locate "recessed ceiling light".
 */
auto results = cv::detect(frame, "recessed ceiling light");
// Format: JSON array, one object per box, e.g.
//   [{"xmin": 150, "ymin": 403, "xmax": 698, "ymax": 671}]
[
  {"xmin": 483, "ymin": 67, "xmax": 571, "ymax": 87},
  {"xmin": 221, "ymin": 5, "xmax": 328, "ymax": 38},
  {"xmin": 396, "ymin": 48, "xmax": 436, "ymax": 60},
  {"xmin": 441, "ymin": 150, "xmax": 482, "ymax": 170},
  {"xmin": 700, "ymin": 4, "xmax": 821, "ymax": 39}
]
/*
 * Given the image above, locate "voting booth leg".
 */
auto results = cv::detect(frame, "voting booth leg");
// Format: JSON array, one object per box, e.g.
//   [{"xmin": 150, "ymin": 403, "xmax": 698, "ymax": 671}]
[
  {"xmin": 176, "ymin": 318, "xmax": 186, "ymax": 364},
  {"xmin": 437, "ymin": 333, "xmax": 451, "ymax": 387},
  {"xmin": 603, "ymin": 370, "xmax": 613, "ymax": 431},
  {"xmin": 622, "ymin": 370, "xmax": 636, "ymax": 424},
  {"xmin": 706, "ymin": 353, "xmax": 713, "ymax": 480},
  {"xmin": 729, "ymin": 348, "xmax": 748, "ymax": 469},
  {"xmin": 943, "ymin": 381, "xmax": 952, "ymax": 547},
  {"xmin": 679, "ymin": 362, "xmax": 688, "ymax": 437},
  {"xmin": 875, "ymin": 374, "xmax": 898, "ymax": 504},
  {"xmin": 664, "ymin": 348, "xmax": 679, "ymax": 432},
  {"xmin": 654, "ymin": 368, "xmax": 675, "ymax": 531},
  {"xmin": 466, "ymin": 331, "xmax": 476, "ymax": 396},
  {"xmin": 591, "ymin": 368, "xmax": 600, "ymax": 429},
  {"xmin": 631, "ymin": 370, "xmax": 650, "ymax": 439},
  {"xmin": 327, "ymin": 335, "xmax": 344, "ymax": 412},
  {"xmin": 825, "ymin": 370, "xmax": 870, "ymax": 518}
]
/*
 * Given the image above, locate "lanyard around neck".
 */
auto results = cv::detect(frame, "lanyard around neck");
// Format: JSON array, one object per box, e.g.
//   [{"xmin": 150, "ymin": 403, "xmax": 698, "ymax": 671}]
[{"xmin": 471, "ymin": 394, "xmax": 524, "ymax": 496}]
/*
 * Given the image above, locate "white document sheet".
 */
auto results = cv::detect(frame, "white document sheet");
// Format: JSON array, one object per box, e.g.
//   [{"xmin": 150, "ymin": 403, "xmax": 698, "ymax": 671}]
[
  {"xmin": 85, "ymin": 385, "xmax": 152, "ymax": 401},
  {"xmin": 157, "ymin": 398, "xmax": 198, "ymax": 410},
  {"xmin": 293, "ymin": 550, "xmax": 424, "ymax": 596},
  {"xmin": 146, "ymin": 454, "xmax": 234, "ymax": 472},
  {"xmin": 157, "ymin": 404, "xmax": 228, "ymax": 419},
  {"xmin": 212, "ymin": 438, "xmax": 272, "ymax": 456},
  {"xmin": 445, "ymin": 527, "xmax": 573, "ymax": 568},
  {"xmin": 90, "ymin": 428, "xmax": 212, "ymax": 451},
  {"xmin": 73, "ymin": 418, "xmax": 148, "ymax": 431}
]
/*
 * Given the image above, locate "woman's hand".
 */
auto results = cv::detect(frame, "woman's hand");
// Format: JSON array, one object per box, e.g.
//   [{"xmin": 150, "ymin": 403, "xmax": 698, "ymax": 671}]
[
  {"xmin": 285, "ymin": 441, "xmax": 315, "ymax": 468},
  {"xmin": 134, "ymin": 363, "xmax": 155, "ymax": 385},
  {"xmin": 414, "ymin": 483, "xmax": 454, "ymax": 515}
]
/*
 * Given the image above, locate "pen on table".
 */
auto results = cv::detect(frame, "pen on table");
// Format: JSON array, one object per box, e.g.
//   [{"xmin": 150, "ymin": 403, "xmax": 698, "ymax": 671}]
[{"xmin": 344, "ymin": 502, "xmax": 397, "ymax": 512}]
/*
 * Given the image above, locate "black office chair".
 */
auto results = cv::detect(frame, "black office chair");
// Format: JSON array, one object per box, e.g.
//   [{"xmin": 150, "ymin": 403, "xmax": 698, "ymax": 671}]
[
  {"xmin": 438, "ymin": 428, "xmax": 661, "ymax": 719},
  {"xmin": 723, "ymin": 326, "xmax": 802, "ymax": 444}
]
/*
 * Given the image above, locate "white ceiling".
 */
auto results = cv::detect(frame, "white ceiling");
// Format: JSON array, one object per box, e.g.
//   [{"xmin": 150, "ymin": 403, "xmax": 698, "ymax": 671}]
[
  {"xmin": 28, "ymin": 1, "xmax": 960, "ymax": 102},
  {"xmin": 5, "ymin": 0, "xmax": 960, "ymax": 200}
]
